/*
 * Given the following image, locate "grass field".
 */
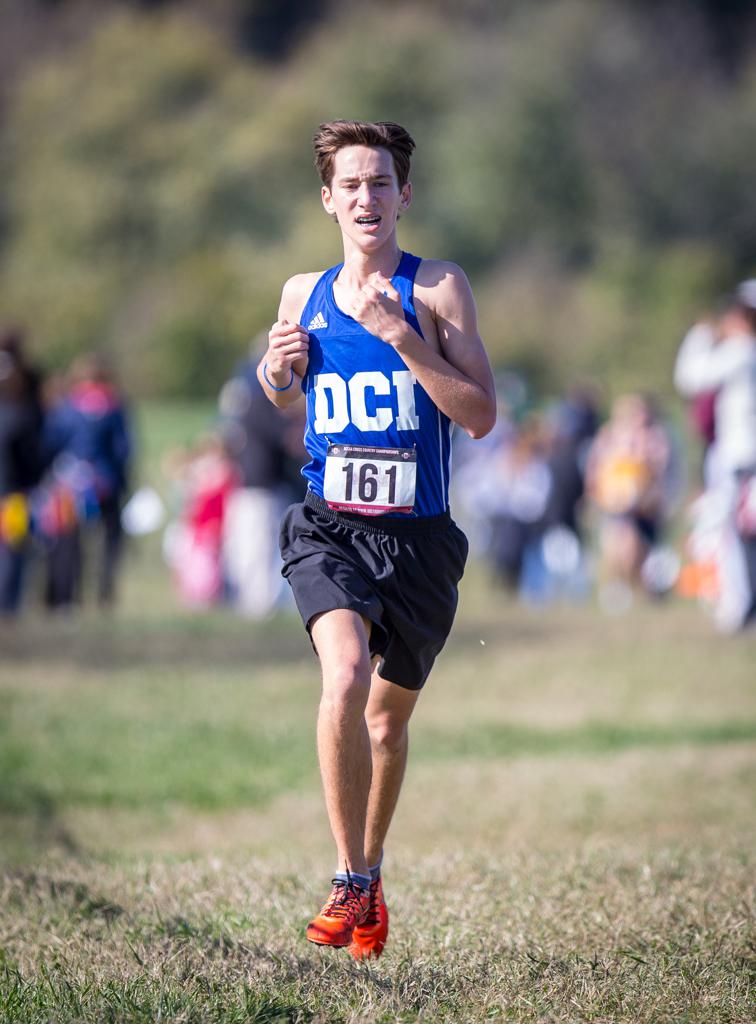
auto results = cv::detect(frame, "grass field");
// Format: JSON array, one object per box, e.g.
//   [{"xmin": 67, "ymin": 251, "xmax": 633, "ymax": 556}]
[{"xmin": 1, "ymin": 406, "xmax": 754, "ymax": 1022}]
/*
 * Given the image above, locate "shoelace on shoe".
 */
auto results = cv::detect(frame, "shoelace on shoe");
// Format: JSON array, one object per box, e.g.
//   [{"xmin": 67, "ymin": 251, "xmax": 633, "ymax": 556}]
[{"xmin": 322, "ymin": 875, "xmax": 367, "ymax": 921}]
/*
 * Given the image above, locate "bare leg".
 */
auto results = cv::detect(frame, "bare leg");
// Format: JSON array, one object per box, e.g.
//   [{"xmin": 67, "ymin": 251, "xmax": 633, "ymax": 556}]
[
  {"xmin": 310, "ymin": 609, "xmax": 373, "ymax": 877},
  {"xmin": 363, "ymin": 669, "xmax": 420, "ymax": 867}
]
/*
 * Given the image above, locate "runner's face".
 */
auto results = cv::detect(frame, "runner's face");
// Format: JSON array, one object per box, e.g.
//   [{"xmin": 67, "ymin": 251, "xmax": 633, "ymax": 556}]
[{"xmin": 321, "ymin": 145, "xmax": 411, "ymax": 250}]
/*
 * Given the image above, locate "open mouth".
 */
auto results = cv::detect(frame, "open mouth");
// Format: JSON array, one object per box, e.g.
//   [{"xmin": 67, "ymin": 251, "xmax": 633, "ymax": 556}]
[{"xmin": 356, "ymin": 215, "xmax": 381, "ymax": 227}]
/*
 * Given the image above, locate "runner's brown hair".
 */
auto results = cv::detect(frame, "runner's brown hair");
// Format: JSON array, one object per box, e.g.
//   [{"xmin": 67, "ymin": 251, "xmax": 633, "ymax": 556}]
[{"xmin": 313, "ymin": 120, "xmax": 415, "ymax": 188}]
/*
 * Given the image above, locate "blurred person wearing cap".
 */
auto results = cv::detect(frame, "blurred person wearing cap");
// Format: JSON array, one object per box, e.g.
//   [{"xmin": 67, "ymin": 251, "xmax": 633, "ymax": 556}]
[{"xmin": 674, "ymin": 280, "xmax": 756, "ymax": 631}]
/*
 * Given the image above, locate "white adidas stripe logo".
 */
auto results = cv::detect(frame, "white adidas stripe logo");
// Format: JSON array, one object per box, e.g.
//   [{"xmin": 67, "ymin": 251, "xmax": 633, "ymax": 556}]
[{"xmin": 307, "ymin": 311, "xmax": 328, "ymax": 331}]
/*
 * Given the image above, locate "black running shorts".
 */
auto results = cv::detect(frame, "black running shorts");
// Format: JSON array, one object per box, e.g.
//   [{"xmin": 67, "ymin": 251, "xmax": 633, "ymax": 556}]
[{"xmin": 279, "ymin": 490, "xmax": 469, "ymax": 691}]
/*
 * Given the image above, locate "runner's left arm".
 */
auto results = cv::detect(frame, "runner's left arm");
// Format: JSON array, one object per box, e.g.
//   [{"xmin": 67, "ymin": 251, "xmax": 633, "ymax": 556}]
[{"xmin": 350, "ymin": 263, "xmax": 496, "ymax": 439}]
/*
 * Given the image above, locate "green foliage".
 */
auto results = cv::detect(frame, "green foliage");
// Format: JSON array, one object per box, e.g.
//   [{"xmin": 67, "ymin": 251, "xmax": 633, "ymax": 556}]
[{"xmin": 1, "ymin": 1, "xmax": 756, "ymax": 397}]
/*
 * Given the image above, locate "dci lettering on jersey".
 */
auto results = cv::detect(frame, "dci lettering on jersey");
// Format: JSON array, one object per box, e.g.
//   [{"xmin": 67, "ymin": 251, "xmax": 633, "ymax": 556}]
[{"xmin": 313, "ymin": 370, "xmax": 420, "ymax": 433}]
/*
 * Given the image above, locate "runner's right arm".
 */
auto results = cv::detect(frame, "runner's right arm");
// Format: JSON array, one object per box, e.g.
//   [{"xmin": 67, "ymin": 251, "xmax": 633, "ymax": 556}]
[{"xmin": 258, "ymin": 274, "xmax": 316, "ymax": 407}]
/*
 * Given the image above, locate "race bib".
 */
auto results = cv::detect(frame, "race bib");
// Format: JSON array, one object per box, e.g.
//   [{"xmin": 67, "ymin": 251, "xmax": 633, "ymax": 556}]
[{"xmin": 323, "ymin": 443, "xmax": 416, "ymax": 515}]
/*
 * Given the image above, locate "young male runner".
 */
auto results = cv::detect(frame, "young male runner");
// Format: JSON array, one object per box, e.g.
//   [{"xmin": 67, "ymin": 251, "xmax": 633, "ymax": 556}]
[{"xmin": 258, "ymin": 120, "xmax": 496, "ymax": 958}]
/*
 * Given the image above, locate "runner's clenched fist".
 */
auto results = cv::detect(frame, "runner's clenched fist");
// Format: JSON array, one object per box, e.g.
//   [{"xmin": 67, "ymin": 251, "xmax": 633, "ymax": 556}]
[
  {"xmin": 349, "ymin": 271, "xmax": 404, "ymax": 344},
  {"xmin": 266, "ymin": 319, "xmax": 309, "ymax": 381}
]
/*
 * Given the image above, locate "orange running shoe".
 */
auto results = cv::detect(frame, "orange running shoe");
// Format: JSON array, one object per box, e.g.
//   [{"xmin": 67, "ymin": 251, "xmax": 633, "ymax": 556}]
[
  {"xmin": 305, "ymin": 877, "xmax": 370, "ymax": 948},
  {"xmin": 349, "ymin": 875, "xmax": 389, "ymax": 960}
]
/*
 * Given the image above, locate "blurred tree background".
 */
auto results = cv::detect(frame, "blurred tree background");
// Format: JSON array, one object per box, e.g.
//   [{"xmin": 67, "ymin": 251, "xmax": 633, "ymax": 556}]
[{"xmin": 1, "ymin": 0, "xmax": 755, "ymax": 399}]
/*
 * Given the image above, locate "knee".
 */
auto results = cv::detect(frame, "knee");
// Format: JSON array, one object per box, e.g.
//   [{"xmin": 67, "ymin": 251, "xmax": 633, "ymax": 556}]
[
  {"xmin": 321, "ymin": 662, "xmax": 371, "ymax": 718},
  {"xmin": 367, "ymin": 713, "xmax": 408, "ymax": 754}
]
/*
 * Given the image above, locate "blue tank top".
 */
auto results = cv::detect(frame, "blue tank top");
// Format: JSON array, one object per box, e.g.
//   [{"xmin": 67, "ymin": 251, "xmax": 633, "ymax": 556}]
[{"xmin": 299, "ymin": 251, "xmax": 452, "ymax": 518}]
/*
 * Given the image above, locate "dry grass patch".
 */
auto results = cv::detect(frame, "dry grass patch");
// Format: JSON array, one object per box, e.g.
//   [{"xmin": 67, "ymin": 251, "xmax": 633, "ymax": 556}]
[
  {"xmin": 1, "ymin": 846, "xmax": 753, "ymax": 1023},
  {"xmin": 2, "ymin": 567, "xmax": 755, "ymax": 1021}
]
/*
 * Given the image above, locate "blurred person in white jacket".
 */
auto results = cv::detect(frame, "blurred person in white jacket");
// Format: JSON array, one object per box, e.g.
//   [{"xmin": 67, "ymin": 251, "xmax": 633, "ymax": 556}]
[{"xmin": 674, "ymin": 280, "xmax": 756, "ymax": 631}]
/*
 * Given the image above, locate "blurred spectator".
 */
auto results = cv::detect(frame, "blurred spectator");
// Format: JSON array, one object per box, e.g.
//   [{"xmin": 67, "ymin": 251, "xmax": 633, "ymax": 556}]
[
  {"xmin": 40, "ymin": 354, "xmax": 132, "ymax": 608},
  {"xmin": 162, "ymin": 434, "xmax": 238, "ymax": 608},
  {"xmin": 218, "ymin": 343, "xmax": 306, "ymax": 618},
  {"xmin": 492, "ymin": 418, "xmax": 553, "ymax": 595},
  {"xmin": 688, "ymin": 386, "xmax": 719, "ymax": 474},
  {"xmin": 530, "ymin": 386, "xmax": 601, "ymax": 603},
  {"xmin": 677, "ymin": 312, "xmax": 723, "ymax": 488},
  {"xmin": 586, "ymin": 393, "xmax": 674, "ymax": 607},
  {"xmin": 674, "ymin": 281, "xmax": 756, "ymax": 631},
  {"xmin": 462, "ymin": 415, "xmax": 553, "ymax": 592},
  {"xmin": 451, "ymin": 391, "xmax": 517, "ymax": 560},
  {"xmin": 0, "ymin": 326, "xmax": 44, "ymax": 615},
  {"xmin": 452, "ymin": 381, "xmax": 600, "ymax": 604},
  {"xmin": 541, "ymin": 386, "xmax": 600, "ymax": 540}
]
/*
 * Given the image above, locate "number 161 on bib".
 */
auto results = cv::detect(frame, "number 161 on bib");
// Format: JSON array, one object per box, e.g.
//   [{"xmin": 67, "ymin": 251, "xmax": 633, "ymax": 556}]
[{"xmin": 323, "ymin": 443, "xmax": 417, "ymax": 516}]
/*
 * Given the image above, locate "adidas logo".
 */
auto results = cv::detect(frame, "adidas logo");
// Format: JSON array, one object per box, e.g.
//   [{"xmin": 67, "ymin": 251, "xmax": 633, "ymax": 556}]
[{"xmin": 307, "ymin": 312, "xmax": 328, "ymax": 331}]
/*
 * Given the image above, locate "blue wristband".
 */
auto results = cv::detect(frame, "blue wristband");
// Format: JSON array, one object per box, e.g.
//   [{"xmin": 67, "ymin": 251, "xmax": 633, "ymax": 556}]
[{"xmin": 263, "ymin": 362, "xmax": 294, "ymax": 392}]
